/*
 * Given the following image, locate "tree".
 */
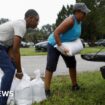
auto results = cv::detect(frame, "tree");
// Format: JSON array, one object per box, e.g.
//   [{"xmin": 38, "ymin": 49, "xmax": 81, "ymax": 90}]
[
  {"xmin": 55, "ymin": 5, "xmax": 73, "ymax": 27},
  {"xmin": 41, "ymin": 24, "xmax": 54, "ymax": 37},
  {"xmin": 25, "ymin": 28, "xmax": 45, "ymax": 44}
]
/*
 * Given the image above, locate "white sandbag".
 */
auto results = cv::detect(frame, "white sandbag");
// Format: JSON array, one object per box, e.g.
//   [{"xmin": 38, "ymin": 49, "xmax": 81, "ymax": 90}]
[
  {"xmin": 7, "ymin": 77, "xmax": 21, "ymax": 105},
  {"xmin": 7, "ymin": 99, "xmax": 15, "ymax": 105},
  {"xmin": 55, "ymin": 38, "xmax": 84, "ymax": 56},
  {"xmin": 30, "ymin": 69, "xmax": 46, "ymax": 103},
  {"xmin": 15, "ymin": 73, "xmax": 32, "ymax": 105}
]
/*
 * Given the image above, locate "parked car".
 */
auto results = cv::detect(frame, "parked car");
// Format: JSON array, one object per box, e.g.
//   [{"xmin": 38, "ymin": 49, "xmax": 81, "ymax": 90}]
[
  {"xmin": 95, "ymin": 39, "xmax": 105, "ymax": 46},
  {"xmin": 35, "ymin": 41, "xmax": 48, "ymax": 52},
  {"xmin": 99, "ymin": 39, "xmax": 105, "ymax": 46},
  {"xmin": 20, "ymin": 41, "xmax": 29, "ymax": 48},
  {"xmin": 27, "ymin": 42, "xmax": 34, "ymax": 47}
]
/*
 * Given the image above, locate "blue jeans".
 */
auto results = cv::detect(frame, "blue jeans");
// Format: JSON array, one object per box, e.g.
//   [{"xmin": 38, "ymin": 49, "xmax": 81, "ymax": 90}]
[{"xmin": 0, "ymin": 45, "xmax": 15, "ymax": 105}]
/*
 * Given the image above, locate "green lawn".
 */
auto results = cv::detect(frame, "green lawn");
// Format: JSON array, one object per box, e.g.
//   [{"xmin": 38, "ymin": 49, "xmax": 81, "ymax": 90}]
[
  {"xmin": 33, "ymin": 71, "xmax": 105, "ymax": 105},
  {"xmin": 20, "ymin": 46, "xmax": 105, "ymax": 56},
  {"xmin": 20, "ymin": 47, "xmax": 47, "ymax": 56},
  {"xmin": 81, "ymin": 46, "xmax": 105, "ymax": 54}
]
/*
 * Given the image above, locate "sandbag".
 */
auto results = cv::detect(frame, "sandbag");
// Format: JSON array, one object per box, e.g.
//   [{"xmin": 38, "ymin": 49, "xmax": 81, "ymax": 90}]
[
  {"xmin": 7, "ymin": 77, "xmax": 21, "ymax": 105},
  {"xmin": 55, "ymin": 38, "xmax": 84, "ymax": 56},
  {"xmin": 30, "ymin": 69, "xmax": 46, "ymax": 103},
  {"xmin": 15, "ymin": 73, "xmax": 32, "ymax": 105}
]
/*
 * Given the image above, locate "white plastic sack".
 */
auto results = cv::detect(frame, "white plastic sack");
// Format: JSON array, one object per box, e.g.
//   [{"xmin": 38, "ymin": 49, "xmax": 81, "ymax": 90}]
[
  {"xmin": 30, "ymin": 69, "xmax": 46, "ymax": 103},
  {"xmin": 15, "ymin": 73, "xmax": 32, "ymax": 105},
  {"xmin": 7, "ymin": 77, "xmax": 21, "ymax": 105},
  {"xmin": 55, "ymin": 38, "xmax": 84, "ymax": 56}
]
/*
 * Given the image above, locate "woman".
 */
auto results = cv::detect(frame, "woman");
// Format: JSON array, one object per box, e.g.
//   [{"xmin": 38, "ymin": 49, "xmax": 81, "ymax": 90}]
[{"xmin": 44, "ymin": 3, "xmax": 90, "ymax": 97}]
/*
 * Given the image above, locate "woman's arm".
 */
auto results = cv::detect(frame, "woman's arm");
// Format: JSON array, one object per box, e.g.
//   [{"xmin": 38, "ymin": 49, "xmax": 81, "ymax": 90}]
[{"xmin": 54, "ymin": 16, "xmax": 74, "ymax": 46}]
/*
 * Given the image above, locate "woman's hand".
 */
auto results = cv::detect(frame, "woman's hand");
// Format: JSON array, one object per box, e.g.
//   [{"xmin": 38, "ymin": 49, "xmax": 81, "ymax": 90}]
[{"xmin": 57, "ymin": 44, "xmax": 69, "ymax": 56}]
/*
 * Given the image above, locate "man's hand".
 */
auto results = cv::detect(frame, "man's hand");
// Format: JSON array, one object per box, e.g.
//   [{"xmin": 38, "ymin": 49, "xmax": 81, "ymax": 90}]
[{"xmin": 16, "ymin": 72, "xmax": 23, "ymax": 79}]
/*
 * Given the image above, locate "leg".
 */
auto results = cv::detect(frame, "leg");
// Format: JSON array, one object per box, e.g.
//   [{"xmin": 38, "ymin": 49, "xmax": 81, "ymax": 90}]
[
  {"xmin": 61, "ymin": 55, "xmax": 79, "ymax": 90},
  {"xmin": 45, "ymin": 70, "xmax": 53, "ymax": 90},
  {"xmin": 69, "ymin": 67, "xmax": 80, "ymax": 91},
  {"xmin": 0, "ymin": 48, "xmax": 15, "ymax": 105},
  {"xmin": 45, "ymin": 44, "xmax": 60, "ymax": 97},
  {"xmin": 69, "ymin": 67, "xmax": 77, "ymax": 86}
]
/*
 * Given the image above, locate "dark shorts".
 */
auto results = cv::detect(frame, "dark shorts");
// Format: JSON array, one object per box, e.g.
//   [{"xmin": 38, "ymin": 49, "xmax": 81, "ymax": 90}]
[{"xmin": 46, "ymin": 43, "xmax": 76, "ymax": 72}]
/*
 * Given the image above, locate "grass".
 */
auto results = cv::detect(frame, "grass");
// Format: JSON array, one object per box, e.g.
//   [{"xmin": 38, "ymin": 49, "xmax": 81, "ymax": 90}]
[
  {"xmin": 20, "ymin": 46, "xmax": 105, "ymax": 56},
  {"xmin": 20, "ymin": 47, "xmax": 105, "ymax": 104},
  {"xmin": 33, "ymin": 71, "xmax": 105, "ymax": 105},
  {"xmin": 20, "ymin": 47, "xmax": 47, "ymax": 56},
  {"xmin": 81, "ymin": 46, "xmax": 105, "ymax": 54}
]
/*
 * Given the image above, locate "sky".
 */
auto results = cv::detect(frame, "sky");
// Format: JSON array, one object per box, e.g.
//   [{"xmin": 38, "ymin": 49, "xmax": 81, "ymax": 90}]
[{"xmin": 0, "ymin": 0, "xmax": 76, "ymax": 28}]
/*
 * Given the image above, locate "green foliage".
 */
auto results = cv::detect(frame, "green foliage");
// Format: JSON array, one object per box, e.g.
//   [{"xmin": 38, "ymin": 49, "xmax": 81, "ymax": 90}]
[{"xmin": 41, "ymin": 24, "xmax": 54, "ymax": 36}]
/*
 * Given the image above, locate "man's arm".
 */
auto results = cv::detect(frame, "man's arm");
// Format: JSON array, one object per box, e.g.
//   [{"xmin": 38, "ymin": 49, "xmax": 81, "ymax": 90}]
[{"xmin": 11, "ymin": 35, "xmax": 23, "ymax": 79}]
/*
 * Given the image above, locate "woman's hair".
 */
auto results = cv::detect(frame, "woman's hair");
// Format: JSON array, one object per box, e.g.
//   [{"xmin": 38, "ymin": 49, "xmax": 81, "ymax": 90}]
[{"xmin": 25, "ymin": 9, "xmax": 39, "ymax": 19}]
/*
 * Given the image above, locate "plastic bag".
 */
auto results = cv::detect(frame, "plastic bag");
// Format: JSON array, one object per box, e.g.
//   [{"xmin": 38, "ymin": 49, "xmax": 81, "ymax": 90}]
[
  {"xmin": 15, "ymin": 73, "xmax": 32, "ymax": 105},
  {"xmin": 30, "ymin": 69, "xmax": 46, "ymax": 103},
  {"xmin": 7, "ymin": 77, "xmax": 21, "ymax": 105},
  {"xmin": 55, "ymin": 38, "xmax": 84, "ymax": 56}
]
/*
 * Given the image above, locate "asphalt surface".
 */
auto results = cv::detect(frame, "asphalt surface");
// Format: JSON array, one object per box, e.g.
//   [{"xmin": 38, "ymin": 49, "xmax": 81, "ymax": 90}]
[{"xmin": 21, "ymin": 55, "xmax": 105, "ymax": 77}]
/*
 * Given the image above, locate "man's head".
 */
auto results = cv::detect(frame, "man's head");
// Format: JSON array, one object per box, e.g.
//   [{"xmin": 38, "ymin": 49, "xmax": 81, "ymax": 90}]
[{"xmin": 25, "ymin": 9, "xmax": 39, "ymax": 29}]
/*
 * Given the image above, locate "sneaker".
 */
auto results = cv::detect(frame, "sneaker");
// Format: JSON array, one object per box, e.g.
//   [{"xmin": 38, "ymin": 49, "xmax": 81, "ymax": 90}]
[
  {"xmin": 45, "ymin": 89, "xmax": 51, "ymax": 98},
  {"xmin": 72, "ymin": 84, "xmax": 80, "ymax": 91}
]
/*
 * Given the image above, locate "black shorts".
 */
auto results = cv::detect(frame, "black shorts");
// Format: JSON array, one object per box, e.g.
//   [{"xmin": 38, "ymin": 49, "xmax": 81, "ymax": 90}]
[{"xmin": 46, "ymin": 43, "xmax": 76, "ymax": 72}]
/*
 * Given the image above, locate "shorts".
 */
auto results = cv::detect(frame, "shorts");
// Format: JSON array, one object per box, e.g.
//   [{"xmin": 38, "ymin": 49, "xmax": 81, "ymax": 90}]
[{"xmin": 46, "ymin": 43, "xmax": 76, "ymax": 72}]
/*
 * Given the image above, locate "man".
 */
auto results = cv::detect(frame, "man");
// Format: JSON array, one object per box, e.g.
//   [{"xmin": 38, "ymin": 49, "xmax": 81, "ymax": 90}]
[
  {"xmin": 0, "ymin": 9, "xmax": 39, "ymax": 105},
  {"xmin": 44, "ymin": 3, "xmax": 90, "ymax": 97}
]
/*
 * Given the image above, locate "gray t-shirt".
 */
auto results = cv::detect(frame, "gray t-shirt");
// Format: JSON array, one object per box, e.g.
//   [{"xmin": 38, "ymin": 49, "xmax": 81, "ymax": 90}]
[{"xmin": 0, "ymin": 19, "xmax": 26, "ymax": 47}]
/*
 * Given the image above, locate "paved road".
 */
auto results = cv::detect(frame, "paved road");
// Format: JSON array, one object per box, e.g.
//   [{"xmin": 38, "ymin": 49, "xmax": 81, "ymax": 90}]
[{"xmin": 21, "ymin": 55, "xmax": 105, "ymax": 77}]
